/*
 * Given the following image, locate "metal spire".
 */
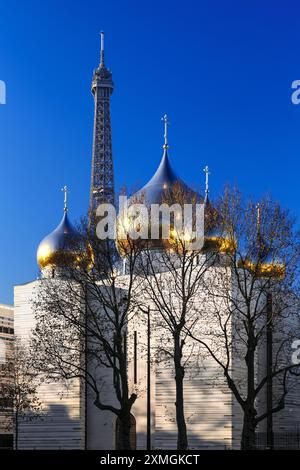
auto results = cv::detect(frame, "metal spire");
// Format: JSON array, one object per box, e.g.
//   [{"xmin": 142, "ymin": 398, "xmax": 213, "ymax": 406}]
[
  {"xmin": 256, "ymin": 202, "xmax": 261, "ymax": 232},
  {"xmin": 90, "ymin": 33, "xmax": 115, "ymax": 213},
  {"xmin": 203, "ymin": 165, "xmax": 210, "ymax": 203},
  {"xmin": 256, "ymin": 202, "xmax": 266, "ymax": 257},
  {"xmin": 161, "ymin": 114, "xmax": 169, "ymax": 150},
  {"xmin": 100, "ymin": 31, "xmax": 105, "ymax": 68},
  {"xmin": 61, "ymin": 185, "xmax": 69, "ymax": 213}
]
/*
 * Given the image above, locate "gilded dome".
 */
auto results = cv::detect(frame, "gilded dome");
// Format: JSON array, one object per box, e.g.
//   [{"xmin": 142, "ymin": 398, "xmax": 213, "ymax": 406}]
[
  {"xmin": 117, "ymin": 145, "xmax": 203, "ymax": 253},
  {"xmin": 202, "ymin": 198, "xmax": 237, "ymax": 254},
  {"xmin": 131, "ymin": 147, "xmax": 196, "ymax": 206},
  {"xmin": 237, "ymin": 204, "xmax": 285, "ymax": 278},
  {"xmin": 117, "ymin": 115, "xmax": 236, "ymax": 254},
  {"xmin": 37, "ymin": 210, "xmax": 82, "ymax": 269}
]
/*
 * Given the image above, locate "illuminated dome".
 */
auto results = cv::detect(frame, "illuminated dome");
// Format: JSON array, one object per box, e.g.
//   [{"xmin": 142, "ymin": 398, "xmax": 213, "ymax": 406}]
[
  {"xmin": 37, "ymin": 211, "xmax": 82, "ymax": 269},
  {"xmin": 132, "ymin": 146, "xmax": 195, "ymax": 206},
  {"xmin": 117, "ymin": 115, "xmax": 237, "ymax": 255},
  {"xmin": 37, "ymin": 187, "xmax": 88, "ymax": 270},
  {"xmin": 117, "ymin": 115, "xmax": 202, "ymax": 252},
  {"xmin": 237, "ymin": 203, "xmax": 285, "ymax": 278},
  {"xmin": 118, "ymin": 115, "xmax": 237, "ymax": 255},
  {"xmin": 130, "ymin": 115, "xmax": 198, "ymax": 207}
]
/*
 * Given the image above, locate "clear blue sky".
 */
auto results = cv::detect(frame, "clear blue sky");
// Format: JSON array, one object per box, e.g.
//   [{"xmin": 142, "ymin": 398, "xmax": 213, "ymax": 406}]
[{"xmin": 0, "ymin": 0, "xmax": 300, "ymax": 304}]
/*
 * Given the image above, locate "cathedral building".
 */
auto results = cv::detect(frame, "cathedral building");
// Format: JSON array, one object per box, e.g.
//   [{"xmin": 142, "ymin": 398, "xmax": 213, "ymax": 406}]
[
  {"xmin": 13, "ymin": 34, "xmax": 300, "ymax": 450},
  {"xmin": 0, "ymin": 303, "xmax": 14, "ymax": 449}
]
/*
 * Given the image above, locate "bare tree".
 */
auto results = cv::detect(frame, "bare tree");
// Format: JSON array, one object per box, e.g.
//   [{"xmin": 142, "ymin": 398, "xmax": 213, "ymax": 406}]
[
  {"xmin": 187, "ymin": 187, "xmax": 300, "ymax": 449},
  {"xmin": 31, "ymin": 218, "xmax": 144, "ymax": 450},
  {"xmin": 138, "ymin": 183, "xmax": 217, "ymax": 450},
  {"xmin": 0, "ymin": 337, "xmax": 42, "ymax": 449}
]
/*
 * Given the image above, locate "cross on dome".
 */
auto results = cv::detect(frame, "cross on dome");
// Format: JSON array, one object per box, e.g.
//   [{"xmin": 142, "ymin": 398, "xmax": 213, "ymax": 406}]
[
  {"xmin": 61, "ymin": 185, "xmax": 69, "ymax": 213},
  {"xmin": 161, "ymin": 114, "xmax": 170, "ymax": 149}
]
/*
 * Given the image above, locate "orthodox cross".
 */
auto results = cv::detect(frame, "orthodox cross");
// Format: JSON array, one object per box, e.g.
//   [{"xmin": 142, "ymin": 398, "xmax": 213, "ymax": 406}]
[
  {"xmin": 256, "ymin": 202, "xmax": 261, "ymax": 231},
  {"xmin": 61, "ymin": 185, "xmax": 69, "ymax": 213},
  {"xmin": 161, "ymin": 114, "xmax": 170, "ymax": 149},
  {"xmin": 203, "ymin": 165, "xmax": 210, "ymax": 198}
]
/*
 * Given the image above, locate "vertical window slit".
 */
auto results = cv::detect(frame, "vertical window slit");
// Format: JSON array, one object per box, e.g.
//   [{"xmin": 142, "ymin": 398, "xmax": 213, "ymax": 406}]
[{"xmin": 134, "ymin": 331, "xmax": 137, "ymax": 384}]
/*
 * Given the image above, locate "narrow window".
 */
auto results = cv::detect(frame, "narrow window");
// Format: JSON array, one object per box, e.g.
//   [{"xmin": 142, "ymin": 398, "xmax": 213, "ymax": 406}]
[{"xmin": 134, "ymin": 331, "xmax": 137, "ymax": 384}]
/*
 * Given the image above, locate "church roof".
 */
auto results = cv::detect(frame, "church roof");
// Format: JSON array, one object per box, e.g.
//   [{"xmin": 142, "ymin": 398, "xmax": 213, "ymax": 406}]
[
  {"xmin": 37, "ymin": 211, "xmax": 80, "ymax": 269},
  {"xmin": 134, "ymin": 147, "xmax": 195, "ymax": 205},
  {"xmin": 37, "ymin": 187, "xmax": 83, "ymax": 270},
  {"xmin": 132, "ymin": 114, "xmax": 201, "ymax": 205}
]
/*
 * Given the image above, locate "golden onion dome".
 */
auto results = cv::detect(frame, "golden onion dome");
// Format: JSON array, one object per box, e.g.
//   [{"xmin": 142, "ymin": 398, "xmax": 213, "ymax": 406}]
[
  {"xmin": 117, "ymin": 148, "xmax": 202, "ymax": 253},
  {"xmin": 37, "ymin": 185, "xmax": 92, "ymax": 271},
  {"xmin": 131, "ymin": 146, "xmax": 195, "ymax": 206},
  {"xmin": 116, "ymin": 115, "xmax": 207, "ymax": 254},
  {"xmin": 238, "ymin": 259, "xmax": 285, "ymax": 278},
  {"xmin": 117, "ymin": 116, "xmax": 235, "ymax": 255},
  {"xmin": 237, "ymin": 203, "xmax": 285, "ymax": 279},
  {"xmin": 202, "ymin": 197, "xmax": 236, "ymax": 255},
  {"xmin": 37, "ymin": 210, "xmax": 83, "ymax": 269},
  {"xmin": 237, "ymin": 243, "xmax": 285, "ymax": 279}
]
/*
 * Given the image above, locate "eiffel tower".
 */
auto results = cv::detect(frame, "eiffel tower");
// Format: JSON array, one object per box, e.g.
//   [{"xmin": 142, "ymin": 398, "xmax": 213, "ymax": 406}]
[{"xmin": 90, "ymin": 32, "xmax": 115, "ymax": 214}]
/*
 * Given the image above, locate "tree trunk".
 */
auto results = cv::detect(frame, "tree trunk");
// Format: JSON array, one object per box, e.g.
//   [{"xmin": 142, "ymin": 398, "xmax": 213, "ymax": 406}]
[
  {"xmin": 174, "ymin": 335, "xmax": 188, "ymax": 450},
  {"xmin": 241, "ymin": 408, "xmax": 256, "ymax": 449},
  {"xmin": 15, "ymin": 411, "xmax": 18, "ymax": 450},
  {"xmin": 117, "ymin": 408, "xmax": 132, "ymax": 450},
  {"xmin": 115, "ymin": 332, "xmax": 134, "ymax": 450},
  {"xmin": 241, "ymin": 323, "xmax": 257, "ymax": 450}
]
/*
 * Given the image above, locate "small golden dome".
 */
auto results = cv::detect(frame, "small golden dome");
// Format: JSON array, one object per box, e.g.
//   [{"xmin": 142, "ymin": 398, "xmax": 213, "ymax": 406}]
[
  {"xmin": 237, "ymin": 259, "xmax": 285, "ymax": 279},
  {"xmin": 201, "ymin": 198, "xmax": 237, "ymax": 254},
  {"xmin": 37, "ymin": 211, "xmax": 83, "ymax": 269},
  {"xmin": 236, "ymin": 203, "xmax": 285, "ymax": 279}
]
